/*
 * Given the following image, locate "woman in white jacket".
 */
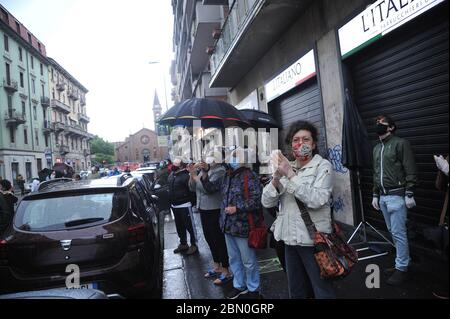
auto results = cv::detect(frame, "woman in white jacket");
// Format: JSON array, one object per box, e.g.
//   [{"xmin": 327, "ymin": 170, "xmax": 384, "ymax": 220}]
[{"xmin": 262, "ymin": 120, "xmax": 335, "ymax": 299}]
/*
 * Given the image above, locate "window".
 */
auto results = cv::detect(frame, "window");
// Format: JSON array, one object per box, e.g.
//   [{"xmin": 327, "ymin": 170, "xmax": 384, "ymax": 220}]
[
  {"xmin": 22, "ymin": 101, "xmax": 26, "ymax": 115},
  {"xmin": 20, "ymin": 72, "xmax": 24, "ymax": 88},
  {"xmin": 35, "ymin": 128, "xmax": 39, "ymax": 146},
  {"xmin": 32, "ymin": 79, "xmax": 35, "ymax": 94},
  {"xmin": 38, "ymin": 42, "xmax": 41, "ymax": 53},
  {"xmin": 15, "ymin": 21, "xmax": 20, "ymax": 33},
  {"xmin": 1, "ymin": 8, "xmax": 9, "ymax": 23},
  {"xmin": 52, "ymin": 89, "xmax": 55, "ymax": 99},
  {"xmin": 41, "ymin": 84, "xmax": 45, "ymax": 96},
  {"xmin": 26, "ymin": 162, "xmax": 32, "ymax": 181},
  {"xmin": 45, "ymin": 134, "xmax": 49, "ymax": 147},
  {"xmin": 40, "ymin": 63, "xmax": 43, "ymax": 76},
  {"xmin": 27, "ymin": 32, "xmax": 32, "ymax": 43},
  {"xmin": 37, "ymin": 159, "xmax": 42, "ymax": 172},
  {"xmin": 24, "ymin": 129, "xmax": 28, "ymax": 144},
  {"xmin": 19, "ymin": 47, "xmax": 23, "ymax": 61},
  {"xmin": 51, "ymin": 68, "xmax": 54, "ymax": 81},
  {"xmin": 7, "ymin": 95, "xmax": 12, "ymax": 111},
  {"xmin": 5, "ymin": 62, "xmax": 10, "ymax": 84},
  {"xmin": 33, "ymin": 105, "xmax": 37, "ymax": 120},
  {"xmin": 10, "ymin": 126, "xmax": 15, "ymax": 143},
  {"xmin": 4, "ymin": 34, "xmax": 9, "ymax": 52},
  {"xmin": 31, "ymin": 56, "xmax": 34, "ymax": 69}
]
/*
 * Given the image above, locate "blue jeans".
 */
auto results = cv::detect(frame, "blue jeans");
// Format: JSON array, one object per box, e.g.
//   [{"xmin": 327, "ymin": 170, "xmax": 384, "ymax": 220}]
[
  {"xmin": 224, "ymin": 234, "xmax": 260, "ymax": 292},
  {"xmin": 379, "ymin": 195, "xmax": 410, "ymax": 272},
  {"xmin": 285, "ymin": 245, "xmax": 336, "ymax": 299}
]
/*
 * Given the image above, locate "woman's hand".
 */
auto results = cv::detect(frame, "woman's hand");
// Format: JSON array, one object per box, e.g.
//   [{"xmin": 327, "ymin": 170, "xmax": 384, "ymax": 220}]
[
  {"xmin": 271, "ymin": 151, "xmax": 295, "ymax": 179},
  {"xmin": 225, "ymin": 206, "xmax": 237, "ymax": 215}
]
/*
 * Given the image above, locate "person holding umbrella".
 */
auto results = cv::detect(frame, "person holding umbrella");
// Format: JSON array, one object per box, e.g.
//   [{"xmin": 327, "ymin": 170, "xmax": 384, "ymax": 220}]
[{"xmin": 371, "ymin": 114, "xmax": 417, "ymax": 286}]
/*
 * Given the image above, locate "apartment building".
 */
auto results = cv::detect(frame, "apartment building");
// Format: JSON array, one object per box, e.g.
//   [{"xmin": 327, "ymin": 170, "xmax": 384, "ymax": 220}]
[
  {"xmin": 47, "ymin": 57, "xmax": 93, "ymax": 172},
  {"xmin": 172, "ymin": 0, "xmax": 449, "ymax": 240},
  {"xmin": 0, "ymin": 5, "xmax": 50, "ymax": 186},
  {"xmin": 170, "ymin": 0, "xmax": 228, "ymax": 103}
]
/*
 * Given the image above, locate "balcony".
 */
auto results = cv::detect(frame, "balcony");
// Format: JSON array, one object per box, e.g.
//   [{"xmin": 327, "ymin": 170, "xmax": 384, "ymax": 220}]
[
  {"xmin": 42, "ymin": 120, "xmax": 54, "ymax": 134},
  {"xmin": 53, "ymin": 121, "xmax": 66, "ymax": 133},
  {"xmin": 78, "ymin": 113, "xmax": 90, "ymax": 123},
  {"xmin": 65, "ymin": 124, "xmax": 86, "ymax": 137},
  {"xmin": 59, "ymin": 145, "xmax": 70, "ymax": 155},
  {"xmin": 3, "ymin": 79, "xmax": 18, "ymax": 93},
  {"xmin": 51, "ymin": 99, "xmax": 71, "ymax": 113},
  {"xmin": 209, "ymin": 0, "xmax": 312, "ymax": 87},
  {"xmin": 41, "ymin": 96, "xmax": 50, "ymax": 108},
  {"xmin": 190, "ymin": 2, "xmax": 222, "ymax": 75},
  {"xmin": 68, "ymin": 89, "xmax": 79, "ymax": 100},
  {"xmin": 4, "ymin": 109, "xmax": 26, "ymax": 127},
  {"xmin": 56, "ymin": 82, "xmax": 66, "ymax": 91}
]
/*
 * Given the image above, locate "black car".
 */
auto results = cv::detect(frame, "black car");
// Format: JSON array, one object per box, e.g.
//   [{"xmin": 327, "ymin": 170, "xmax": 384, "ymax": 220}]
[{"xmin": 0, "ymin": 175, "xmax": 164, "ymax": 298}]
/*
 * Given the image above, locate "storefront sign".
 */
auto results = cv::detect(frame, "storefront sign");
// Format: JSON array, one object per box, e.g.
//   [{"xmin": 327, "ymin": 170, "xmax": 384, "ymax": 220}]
[
  {"xmin": 235, "ymin": 90, "xmax": 258, "ymax": 110},
  {"xmin": 339, "ymin": 0, "xmax": 445, "ymax": 58},
  {"xmin": 264, "ymin": 50, "xmax": 316, "ymax": 102}
]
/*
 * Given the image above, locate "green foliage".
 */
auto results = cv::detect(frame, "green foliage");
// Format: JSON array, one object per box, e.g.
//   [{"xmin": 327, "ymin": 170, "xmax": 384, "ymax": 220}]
[
  {"xmin": 90, "ymin": 136, "xmax": 114, "ymax": 156},
  {"xmin": 93, "ymin": 153, "xmax": 115, "ymax": 165}
]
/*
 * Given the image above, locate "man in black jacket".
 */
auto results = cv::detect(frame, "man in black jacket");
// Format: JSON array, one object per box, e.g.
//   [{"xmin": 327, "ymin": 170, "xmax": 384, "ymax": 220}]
[
  {"xmin": 168, "ymin": 158, "xmax": 198, "ymax": 255},
  {"xmin": 372, "ymin": 114, "xmax": 417, "ymax": 286}
]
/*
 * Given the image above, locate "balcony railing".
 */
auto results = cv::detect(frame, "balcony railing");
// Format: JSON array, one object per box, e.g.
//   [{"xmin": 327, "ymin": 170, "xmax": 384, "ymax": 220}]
[
  {"xmin": 4, "ymin": 109, "xmax": 26, "ymax": 127},
  {"xmin": 53, "ymin": 121, "xmax": 66, "ymax": 132},
  {"xmin": 209, "ymin": 0, "xmax": 261, "ymax": 82},
  {"xmin": 68, "ymin": 89, "xmax": 79, "ymax": 100},
  {"xmin": 66, "ymin": 124, "xmax": 88, "ymax": 137},
  {"xmin": 56, "ymin": 82, "xmax": 66, "ymax": 91},
  {"xmin": 41, "ymin": 96, "xmax": 50, "ymax": 108},
  {"xmin": 42, "ymin": 120, "xmax": 54, "ymax": 134},
  {"xmin": 78, "ymin": 113, "xmax": 90, "ymax": 123},
  {"xmin": 51, "ymin": 99, "xmax": 71, "ymax": 113},
  {"xmin": 59, "ymin": 145, "xmax": 70, "ymax": 155},
  {"xmin": 3, "ymin": 79, "xmax": 18, "ymax": 93}
]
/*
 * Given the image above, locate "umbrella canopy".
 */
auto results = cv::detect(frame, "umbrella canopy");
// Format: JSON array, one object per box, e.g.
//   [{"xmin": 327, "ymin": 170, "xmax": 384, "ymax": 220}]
[
  {"xmin": 240, "ymin": 109, "xmax": 279, "ymax": 128},
  {"xmin": 341, "ymin": 89, "xmax": 373, "ymax": 169},
  {"xmin": 158, "ymin": 98, "xmax": 249, "ymax": 128}
]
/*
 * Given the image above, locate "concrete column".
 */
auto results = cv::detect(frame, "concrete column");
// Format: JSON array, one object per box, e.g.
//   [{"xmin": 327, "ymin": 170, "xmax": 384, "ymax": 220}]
[{"xmin": 316, "ymin": 30, "xmax": 355, "ymax": 226}]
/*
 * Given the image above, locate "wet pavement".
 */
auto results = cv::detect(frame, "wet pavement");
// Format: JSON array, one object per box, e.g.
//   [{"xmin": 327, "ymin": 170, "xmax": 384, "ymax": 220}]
[{"xmin": 162, "ymin": 209, "xmax": 449, "ymax": 299}]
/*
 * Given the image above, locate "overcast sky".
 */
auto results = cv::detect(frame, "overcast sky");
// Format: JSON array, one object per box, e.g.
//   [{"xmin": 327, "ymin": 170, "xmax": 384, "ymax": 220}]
[{"xmin": 1, "ymin": 0, "xmax": 174, "ymax": 142}]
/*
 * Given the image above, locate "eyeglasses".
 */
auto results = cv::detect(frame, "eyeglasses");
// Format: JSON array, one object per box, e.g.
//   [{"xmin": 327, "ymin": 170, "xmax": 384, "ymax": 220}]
[{"xmin": 292, "ymin": 137, "xmax": 312, "ymax": 143}]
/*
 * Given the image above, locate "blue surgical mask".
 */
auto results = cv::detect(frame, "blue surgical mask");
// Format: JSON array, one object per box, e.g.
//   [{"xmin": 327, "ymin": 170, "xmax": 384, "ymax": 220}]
[{"xmin": 229, "ymin": 157, "xmax": 240, "ymax": 170}]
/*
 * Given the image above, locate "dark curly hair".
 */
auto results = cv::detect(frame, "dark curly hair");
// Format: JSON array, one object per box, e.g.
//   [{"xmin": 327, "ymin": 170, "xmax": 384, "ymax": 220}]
[{"xmin": 284, "ymin": 120, "xmax": 319, "ymax": 156}]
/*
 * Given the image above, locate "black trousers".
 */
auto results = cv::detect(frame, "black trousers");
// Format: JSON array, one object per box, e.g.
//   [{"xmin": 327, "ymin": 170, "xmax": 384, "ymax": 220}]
[
  {"xmin": 172, "ymin": 206, "xmax": 197, "ymax": 246},
  {"xmin": 199, "ymin": 209, "xmax": 229, "ymax": 268}
]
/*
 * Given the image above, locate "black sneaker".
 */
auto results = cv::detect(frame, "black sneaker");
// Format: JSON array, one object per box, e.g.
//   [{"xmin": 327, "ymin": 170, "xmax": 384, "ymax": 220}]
[
  {"xmin": 185, "ymin": 244, "xmax": 198, "ymax": 255},
  {"xmin": 244, "ymin": 291, "xmax": 262, "ymax": 299},
  {"xmin": 383, "ymin": 267, "xmax": 396, "ymax": 276},
  {"xmin": 173, "ymin": 244, "xmax": 189, "ymax": 254},
  {"xmin": 226, "ymin": 288, "xmax": 248, "ymax": 299},
  {"xmin": 387, "ymin": 270, "xmax": 409, "ymax": 286}
]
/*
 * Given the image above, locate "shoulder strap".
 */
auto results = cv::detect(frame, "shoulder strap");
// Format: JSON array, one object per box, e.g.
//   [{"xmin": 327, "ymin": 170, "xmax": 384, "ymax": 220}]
[
  {"xmin": 439, "ymin": 189, "xmax": 449, "ymax": 226},
  {"xmin": 294, "ymin": 197, "xmax": 317, "ymax": 239}
]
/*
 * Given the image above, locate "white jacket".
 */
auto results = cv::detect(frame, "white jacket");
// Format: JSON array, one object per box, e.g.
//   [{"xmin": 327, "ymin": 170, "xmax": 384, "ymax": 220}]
[{"xmin": 261, "ymin": 154, "xmax": 334, "ymax": 246}]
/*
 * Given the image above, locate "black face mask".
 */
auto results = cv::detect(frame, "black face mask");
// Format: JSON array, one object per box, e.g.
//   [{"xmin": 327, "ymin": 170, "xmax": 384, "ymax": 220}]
[{"xmin": 376, "ymin": 123, "xmax": 389, "ymax": 135}]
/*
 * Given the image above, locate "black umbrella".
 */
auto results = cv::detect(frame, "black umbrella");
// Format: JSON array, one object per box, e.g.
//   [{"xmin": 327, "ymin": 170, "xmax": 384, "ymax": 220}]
[
  {"xmin": 341, "ymin": 89, "xmax": 372, "ymax": 169},
  {"xmin": 240, "ymin": 109, "xmax": 280, "ymax": 129},
  {"xmin": 158, "ymin": 98, "xmax": 249, "ymax": 128}
]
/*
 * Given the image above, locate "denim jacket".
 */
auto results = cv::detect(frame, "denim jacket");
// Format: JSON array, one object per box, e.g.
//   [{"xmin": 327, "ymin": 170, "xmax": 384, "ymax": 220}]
[{"xmin": 220, "ymin": 167, "xmax": 262, "ymax": 238}]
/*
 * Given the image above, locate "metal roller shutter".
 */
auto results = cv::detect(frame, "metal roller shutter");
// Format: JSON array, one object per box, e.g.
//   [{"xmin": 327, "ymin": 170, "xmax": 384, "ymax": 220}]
[
  {"xmin": 270, "ymin": 79, "xmax": 327, "ymax": 156},
  {"xmin": 347, "ymin": 3, "xmax": 449, "ymax": 232}
]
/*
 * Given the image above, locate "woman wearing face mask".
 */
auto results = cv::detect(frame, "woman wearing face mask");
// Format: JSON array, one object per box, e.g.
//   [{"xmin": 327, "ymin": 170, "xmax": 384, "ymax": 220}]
[
  {"xmin": 261, "ymin": 120, "xmax": 335, "ymax": 299},
  {"xmin": 220, "ymin": 148, "xmax": 263, "ymax": 299},
  {"xmin": 188, "ymin": 155, "xmax": 232, "ymax": 285}
]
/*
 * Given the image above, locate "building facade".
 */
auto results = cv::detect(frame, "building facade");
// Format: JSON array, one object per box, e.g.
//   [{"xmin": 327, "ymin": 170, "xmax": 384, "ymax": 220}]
[
  {"xmin": 170, "ymin": 0, "xmax": 228, "ymax": 103},
  {"xmin": 0, "ymin": 5, "xmax": 50, "ymax": 186},
  {"xmin": 47, "ymin": 58, "xmax": 92, "ymax": 172},
  {"xmin": 115, "ymin": 128, "xmax": 167, "ymax": 164},
  {"xmin": 172, "ymin": 0, "xmax": 449, "ymax": 239}
]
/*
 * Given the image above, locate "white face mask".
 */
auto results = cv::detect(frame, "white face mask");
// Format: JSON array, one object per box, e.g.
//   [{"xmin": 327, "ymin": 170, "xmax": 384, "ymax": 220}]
[{"xmin": 205, "ymin": 156, "xmax": 215, "ymax": 164}]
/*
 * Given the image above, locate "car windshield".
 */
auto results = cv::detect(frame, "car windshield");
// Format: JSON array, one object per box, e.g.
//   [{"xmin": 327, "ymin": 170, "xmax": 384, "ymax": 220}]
[{"xmin": 14, "ymin": 191, "xmax": 128, "ymax": 232}]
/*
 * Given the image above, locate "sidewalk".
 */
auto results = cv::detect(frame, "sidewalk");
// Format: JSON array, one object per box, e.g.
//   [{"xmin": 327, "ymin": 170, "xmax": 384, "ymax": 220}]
[{"xmin": 162, "ymin": 210, "xmax": 448, "ymax": 299}]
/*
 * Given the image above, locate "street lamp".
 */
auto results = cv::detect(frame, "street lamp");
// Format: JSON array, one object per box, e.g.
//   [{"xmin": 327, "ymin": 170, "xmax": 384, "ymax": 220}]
[{"xmin": 149, "ymin": 61, "xmax": 169, "ymax": 111}]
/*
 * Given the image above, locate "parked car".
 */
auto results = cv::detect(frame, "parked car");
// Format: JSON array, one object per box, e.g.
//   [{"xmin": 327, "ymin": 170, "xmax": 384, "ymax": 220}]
[{"xmin": 0, "ymin": 176, "xmax": 164, "ymax": 298}]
